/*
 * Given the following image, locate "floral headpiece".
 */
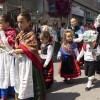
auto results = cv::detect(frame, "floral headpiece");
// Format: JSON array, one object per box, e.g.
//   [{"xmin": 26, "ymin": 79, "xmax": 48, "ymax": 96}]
[{"xmin": 83, "ymin": 30, "xmax": 97, "ymax": 43}]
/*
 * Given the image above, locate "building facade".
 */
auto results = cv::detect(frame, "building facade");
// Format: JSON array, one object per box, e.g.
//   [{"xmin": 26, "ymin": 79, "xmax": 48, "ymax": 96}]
[
  {"xmin": 71, "ymin": 0, "xmax": 100, "ymax": 25},
  {"xmin": 45, "ymin": 0, "xmax": 100, "ymax": 25},
  {"xmin": 0, "ymin": 0, "xmax": 100, "ymax": 25}
]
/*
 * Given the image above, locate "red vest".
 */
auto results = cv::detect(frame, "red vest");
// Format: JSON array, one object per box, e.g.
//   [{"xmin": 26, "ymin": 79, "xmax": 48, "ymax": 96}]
[{"xmin": 83, "ymin": 42, "xmax": 97, "ymax": 51}]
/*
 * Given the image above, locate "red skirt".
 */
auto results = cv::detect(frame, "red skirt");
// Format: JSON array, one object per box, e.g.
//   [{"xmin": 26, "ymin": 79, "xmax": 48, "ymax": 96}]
[
  {"xmin": 42, "ymin": 59, "xmax": 54, "ymax": 86},
  {"xmin": 59, "ymin": 56, "xmax": 81, "ymax": 79},
  {"xmin": 77, "ymin": 42, "xmax": 84, "ymax": 66}
]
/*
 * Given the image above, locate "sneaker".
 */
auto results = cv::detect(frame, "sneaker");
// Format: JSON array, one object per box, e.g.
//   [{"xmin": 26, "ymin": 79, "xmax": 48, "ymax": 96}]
[{"xmin": 85, "ymin": 87, "xmax": 91, "ymax": 91}]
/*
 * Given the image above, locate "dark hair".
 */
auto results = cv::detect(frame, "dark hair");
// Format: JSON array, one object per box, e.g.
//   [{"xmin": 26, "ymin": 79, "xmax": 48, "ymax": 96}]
[
  {"xmin": 18, "ymin": 12, "xmax": 31, "ymax": 22},
  {"xmin": 1, "ymin": 14, "xmax": 14, "ymax": 27},
  {"xmin": 79, "ymin": 22, "xmax": 83, "ymax": 26},
  {"xmin": 71, "ymin": 17, "xmax": 77, "ymax": 21},
  {"xmin": 40, "ymin": 17, "xmax": 48, "ymax": 25},
  {"xmin": 40, "ymin": 31, "xmax": 52, "ymax": 42},
  {"xmin": 53, "ymin": 21, "xmax": 58, "ymax": 27},
  {"xmin": 61, "ymin": 23, "xmax": 66, "ymax": 27}
]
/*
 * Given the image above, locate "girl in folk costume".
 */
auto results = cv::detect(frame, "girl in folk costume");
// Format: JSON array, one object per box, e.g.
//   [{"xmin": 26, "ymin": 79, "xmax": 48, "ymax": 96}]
[
  {"xmin": 57, "ymin": 29, "xmax": 81, "ymax": 84},
  {"xmin": 39, "ymin": 31, "xmax": 54, "ymax": 89},
  {"xmin": 37, "ymin": 17, "xmax": 53, "ymax": 50},
  {"xmin": 0, "ymin": 14, "xmax": 17, "ymax": 99},
  {"xmin": 77, "ymin": 30, "xmax": 97, "ymax": 91},
  {"xmin": 10, "ymin": 12, "xmax": 46, "ymax": 100}
]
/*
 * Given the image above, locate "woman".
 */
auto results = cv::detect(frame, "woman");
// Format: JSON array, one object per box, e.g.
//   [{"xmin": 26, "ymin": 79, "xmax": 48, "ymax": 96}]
[
  {"xmin": 12, "ymin": 12, "xmax": 46, "ymax": 100},
  {"xmin": 0, "ymin": 14, "xmax": 17, "ymax": 99}
]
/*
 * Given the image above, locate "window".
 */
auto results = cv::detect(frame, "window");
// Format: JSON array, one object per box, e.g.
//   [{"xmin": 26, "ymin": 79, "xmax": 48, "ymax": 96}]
[{"xmin": 48, "ymin": 0, "xmax": 57, "ymax": 13}]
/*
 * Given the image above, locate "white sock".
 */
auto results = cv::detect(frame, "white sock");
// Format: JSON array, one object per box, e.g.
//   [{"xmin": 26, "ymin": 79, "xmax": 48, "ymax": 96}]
[
  {"xmin": 91, "ymin": 75, "xmax": 95, "ymax": 80},
  {"xmin": 87, "ymin": 77, "xmax": 92, "ymax": 88}
]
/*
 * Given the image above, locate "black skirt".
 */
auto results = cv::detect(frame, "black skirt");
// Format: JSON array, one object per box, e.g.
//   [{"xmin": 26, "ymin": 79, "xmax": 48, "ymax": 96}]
[{"xmin": 61, "ymin": 56, "xmax": 75, "ymax": 75}]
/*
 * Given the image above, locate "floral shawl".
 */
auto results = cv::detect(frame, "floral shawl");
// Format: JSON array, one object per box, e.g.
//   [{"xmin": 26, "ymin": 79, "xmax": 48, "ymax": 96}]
[{"xmin": 15, "ymin": 29, "xmax": 42, "ymax": 72}]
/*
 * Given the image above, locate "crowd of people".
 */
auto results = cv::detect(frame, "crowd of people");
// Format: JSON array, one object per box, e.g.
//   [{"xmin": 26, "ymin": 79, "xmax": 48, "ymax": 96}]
[{"xmin": 0, "ymin": 12, "xmax": 100, "ymax": 100}]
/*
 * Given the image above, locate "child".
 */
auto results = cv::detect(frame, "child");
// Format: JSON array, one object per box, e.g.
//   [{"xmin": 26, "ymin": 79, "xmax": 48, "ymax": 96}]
[
  {"xmin": 57, "ymin": 29, "xmax": 81, "ymax": 84},
  {"xmin": 77, "ymin": 30, "xmax": 97, "ymax": 91},
  {"xmin": 39, "ymin": 31, "xmax": 54, "ymax": 89},
  {"xmin": 12, "ymin": 12, "xmax": 46, "ymax": 100},
  {"xmin": 0, "ymin": 14, "xmax": 17, "ymax": 100}
]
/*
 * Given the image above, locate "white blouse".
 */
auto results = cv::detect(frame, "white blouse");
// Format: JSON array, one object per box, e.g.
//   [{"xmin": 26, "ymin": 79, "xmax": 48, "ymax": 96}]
[{"xmin": 39, "ymin": 45, "xmax": 53, "ymax": 65}]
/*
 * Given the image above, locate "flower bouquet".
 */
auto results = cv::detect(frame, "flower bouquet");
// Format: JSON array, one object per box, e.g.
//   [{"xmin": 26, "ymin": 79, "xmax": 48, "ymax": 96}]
[{"xmin": 0, "ymin": 45, "xmax": 9, "ymax": 53}]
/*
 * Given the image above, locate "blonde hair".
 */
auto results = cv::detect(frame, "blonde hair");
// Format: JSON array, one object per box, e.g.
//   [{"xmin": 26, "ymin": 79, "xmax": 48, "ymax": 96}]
[{"xmin": 63, "ymin": 29, "xmax": 73, "ymax": 44}]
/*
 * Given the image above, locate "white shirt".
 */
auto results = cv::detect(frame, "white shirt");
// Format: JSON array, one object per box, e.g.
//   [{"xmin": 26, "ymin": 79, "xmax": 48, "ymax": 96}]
[
  {"xmin": 60, "ymin": 28, "xmax": 66, "ymax": 38},
  {"xmin": 51, "ymin": 29, "xmax": 58, "ymax": 42},
  {"xmin": 74, "ymin": 34, "xmax": 83, "ymax": 43},
  {"xmin": 97, "ymin": 45, "xmax": 100, "ymax": 56},
  {"xmin": 77, "ymin": 44, "xmax": 96, "ymax": 61},
  {"xmin": 39, "ymin": 45, "xmax": 53, "ymax": 65}
]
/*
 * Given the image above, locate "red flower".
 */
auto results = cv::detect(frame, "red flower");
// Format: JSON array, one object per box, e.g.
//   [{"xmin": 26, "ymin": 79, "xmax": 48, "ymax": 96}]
[
  {"xmin": 0, "ymin": 0, "xmax": 7, "ymax": 4},
  {"xmin": 56, "ymin": 0, "xmax": 73, "ymax": 17}
]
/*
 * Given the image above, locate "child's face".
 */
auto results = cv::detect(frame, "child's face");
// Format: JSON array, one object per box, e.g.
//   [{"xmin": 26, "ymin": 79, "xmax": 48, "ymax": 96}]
[
  {"xmin": 17, "ymin": 15, "xmax": 31, "ymax": 31},
  {"xmin": 0, "ymin": 17, "xmax": 9, "ymax": 30},
  {"xmin": 40, "ymin": 37, "xmax": 49, "ymax": 44},
  {"xmin": 65, "ymin": 32, "xmax": 73, "ymax": 42}
]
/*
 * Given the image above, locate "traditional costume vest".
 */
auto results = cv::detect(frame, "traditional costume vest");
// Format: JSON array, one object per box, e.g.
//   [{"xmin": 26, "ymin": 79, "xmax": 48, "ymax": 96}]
[{"xmin": 42, "ymin": 44, "xmax": 50, "ymax": 55}]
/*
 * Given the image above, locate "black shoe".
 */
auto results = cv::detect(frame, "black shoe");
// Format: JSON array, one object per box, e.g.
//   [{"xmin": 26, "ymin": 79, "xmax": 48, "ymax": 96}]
[
  {"xmin": 85, "ymin": 87, "xmax": 91, "ymax": 91},
  {"xmin": 63, "ymin": 79, "xmax": 68, "ymax": 83},
  {"xmin": 67, "ymin": 80, "xmax": 73, "ymax": 84},
  {"xmin": 63, "ymin": 79, "xmax": 73, "ymax": 84},
  {"xmin": 92, "ymin": 78, "xmax": 98, "ymax": 84}
]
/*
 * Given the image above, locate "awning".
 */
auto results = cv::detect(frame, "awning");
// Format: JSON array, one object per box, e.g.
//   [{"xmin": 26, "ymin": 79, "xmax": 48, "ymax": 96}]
[{"xmin": 72, "ymin": 6, "xmax": 84, "ymax": 17}]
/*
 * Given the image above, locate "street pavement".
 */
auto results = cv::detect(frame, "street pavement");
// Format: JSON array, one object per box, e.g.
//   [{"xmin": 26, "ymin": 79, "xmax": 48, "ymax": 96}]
[
  {"xmin": 9, "ymin": 57, "xmax": 100, "ymax": 100},
  {"xmin": 46, "ymin": 58, "xmax": 100, "ymax": 100}
]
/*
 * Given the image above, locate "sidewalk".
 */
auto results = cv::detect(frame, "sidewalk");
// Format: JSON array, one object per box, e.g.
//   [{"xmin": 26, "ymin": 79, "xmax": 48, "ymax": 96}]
[
  {"xmin": 46, "ymin": 62, "xmax": 100, "ymax": 100},
  {"xmin": 8, "ymin": 60, "xmax": 100, "ymax": 100}
]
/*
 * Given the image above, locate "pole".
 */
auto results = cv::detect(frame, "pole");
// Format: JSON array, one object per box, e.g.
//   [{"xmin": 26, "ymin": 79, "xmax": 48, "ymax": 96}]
[
  {"xmin": 5, "ymin": 2, "xmax": 7, "ymax": 14},
  {"xmin": 20, "ymin": 0, "xmax": 23, "ymax": 13},
  {"xmin": 43, "ymin": 0, "xmax": 45, "ymax": 17}
]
